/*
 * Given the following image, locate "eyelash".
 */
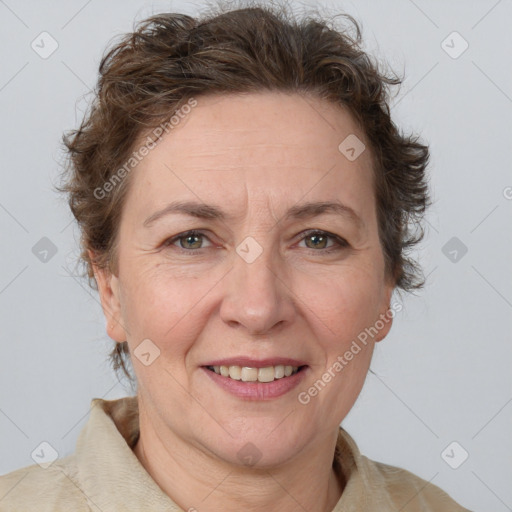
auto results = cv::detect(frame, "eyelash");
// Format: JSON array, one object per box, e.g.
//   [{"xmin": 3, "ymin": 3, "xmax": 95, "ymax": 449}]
[{"xmin": 163, "ymin": 229, "xmax": 349, "ymax": 255}]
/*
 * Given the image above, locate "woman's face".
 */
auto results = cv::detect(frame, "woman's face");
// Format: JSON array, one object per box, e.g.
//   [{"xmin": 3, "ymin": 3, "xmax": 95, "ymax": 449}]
[{"xmin": 94, "ymin": 92, "xmax": 394, "ymax": 466}]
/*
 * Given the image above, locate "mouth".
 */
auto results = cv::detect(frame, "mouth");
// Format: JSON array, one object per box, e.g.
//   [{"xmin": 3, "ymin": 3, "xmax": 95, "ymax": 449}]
[
  {"xmin": 201, "ymin": 359, "xmax": 309, "ymax": 400},
  {"xmin": 204, "ymin": 364, "xmax": 307, "ymax": 383}
]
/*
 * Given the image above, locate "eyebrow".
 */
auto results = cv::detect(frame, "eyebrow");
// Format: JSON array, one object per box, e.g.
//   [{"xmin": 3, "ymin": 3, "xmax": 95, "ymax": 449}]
[{"xmin": 143, "ymin": 200, "xmax": 364, "ymax": 229}]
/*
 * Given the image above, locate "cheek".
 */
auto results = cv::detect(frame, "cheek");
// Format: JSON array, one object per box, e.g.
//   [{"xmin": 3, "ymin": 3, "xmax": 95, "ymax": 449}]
[
  {"xmin": 300, "ymin": 270, "xmax": 380, "ymax": 414},
  {"xmin": 296, "ymin": 264, "xmax": 385, "ymax": 346},
  {"xmin": 121, "ymin": 266, "xmax": 221, "ymax": 358}
]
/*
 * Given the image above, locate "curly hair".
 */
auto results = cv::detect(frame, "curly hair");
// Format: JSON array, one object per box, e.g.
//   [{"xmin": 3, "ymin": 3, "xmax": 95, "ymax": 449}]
[{"xmin": 56, "ymin": 0, "xmax": 430, "ymax": 385}]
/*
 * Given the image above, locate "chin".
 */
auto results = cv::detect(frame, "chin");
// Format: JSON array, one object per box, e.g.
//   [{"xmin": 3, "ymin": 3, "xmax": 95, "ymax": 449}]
[{"xmin": 202, "ymin": 421, "xmax": 309, "ymax": 469}]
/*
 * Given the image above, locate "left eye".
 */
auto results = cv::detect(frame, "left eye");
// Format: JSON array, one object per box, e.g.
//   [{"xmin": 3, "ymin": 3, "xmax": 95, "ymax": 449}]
[{"xmin": 297, "ymin": 230, "xmax": 348, "ymax": 251}]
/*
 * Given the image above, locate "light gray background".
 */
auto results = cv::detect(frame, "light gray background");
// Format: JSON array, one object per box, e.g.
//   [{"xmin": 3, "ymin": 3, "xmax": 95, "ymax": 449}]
[{"xmin": 1, "ymin": 1, "xmax": 511, "ymax": 510}]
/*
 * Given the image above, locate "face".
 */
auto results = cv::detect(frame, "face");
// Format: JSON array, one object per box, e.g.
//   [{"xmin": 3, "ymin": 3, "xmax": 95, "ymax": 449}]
[{"xmin": 93, "ymin": 91, "xmax": 394, "ymax": 467}]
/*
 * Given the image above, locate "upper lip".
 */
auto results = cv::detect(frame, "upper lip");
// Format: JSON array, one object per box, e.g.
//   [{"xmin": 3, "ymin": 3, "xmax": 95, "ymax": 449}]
[{"xmin": 202, "ymin": 357, "xmax": 308, "ymax": 368}]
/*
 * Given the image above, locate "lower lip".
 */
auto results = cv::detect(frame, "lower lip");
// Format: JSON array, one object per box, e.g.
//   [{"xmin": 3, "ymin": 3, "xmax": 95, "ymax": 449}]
[{"xmin": 201, "ymin": 366, "xmax": 308, "ymax": 400}]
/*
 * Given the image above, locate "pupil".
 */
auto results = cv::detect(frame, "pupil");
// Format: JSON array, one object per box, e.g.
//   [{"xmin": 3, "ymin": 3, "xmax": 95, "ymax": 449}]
[
  {"xmin": 185, "ymin": 235, "xmax": 201, "ymax": 249},
  {"xmin": 308, "ymin": 234, "xmax": 326, "ymax": 249}
]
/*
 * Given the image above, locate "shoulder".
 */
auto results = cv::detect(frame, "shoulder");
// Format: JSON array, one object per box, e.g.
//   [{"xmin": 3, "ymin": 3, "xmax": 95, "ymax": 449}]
[
  {"xmin": 360, "ymin": 455, "xmax": 473, "ymax": 511},
  {"xmin": 335, "ymin": 428, "xmax": 473, "ymax": 511},
  {"xmin": 0, "ymin": 455, "xmax": 91, "ymax": 511}
]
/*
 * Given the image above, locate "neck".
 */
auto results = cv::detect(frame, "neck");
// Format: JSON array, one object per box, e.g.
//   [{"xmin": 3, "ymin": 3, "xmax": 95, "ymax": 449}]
[{"xmin": 133, "ymin": 403, "xmax": 344, "ymax": 512}]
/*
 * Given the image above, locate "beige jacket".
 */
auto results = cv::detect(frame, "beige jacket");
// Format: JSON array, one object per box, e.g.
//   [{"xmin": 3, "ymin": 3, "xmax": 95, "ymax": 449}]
[{"xmin": 0, "ymin": 396, "xmax": 472, "ymax": 511}]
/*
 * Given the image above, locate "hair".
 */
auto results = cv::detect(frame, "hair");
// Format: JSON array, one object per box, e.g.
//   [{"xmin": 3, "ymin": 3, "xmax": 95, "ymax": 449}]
[{"xmin": 56, "ymin": 0, "xmax": 430, "ymax": 386}]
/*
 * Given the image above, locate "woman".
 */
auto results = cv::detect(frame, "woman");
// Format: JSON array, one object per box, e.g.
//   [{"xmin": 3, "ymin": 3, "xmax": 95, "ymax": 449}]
[{"xmin": 0, "ymin": 2, "xmax": 473, "ymax": 510}]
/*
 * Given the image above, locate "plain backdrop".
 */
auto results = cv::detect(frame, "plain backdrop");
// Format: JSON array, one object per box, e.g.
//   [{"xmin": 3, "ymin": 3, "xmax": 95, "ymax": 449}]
[{"xmin": 1, "ymin": 1, "xmax": 511, "ymax": 510}]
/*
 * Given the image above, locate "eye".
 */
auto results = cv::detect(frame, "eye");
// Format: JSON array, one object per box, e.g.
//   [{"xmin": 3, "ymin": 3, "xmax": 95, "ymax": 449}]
[
  {"xmin": 297, "ymin": 230, "xmax": 348, "ymax": 252},
  {"xmin": 164, "ymin": 230, "xmax": 212, "ymax": 251}
]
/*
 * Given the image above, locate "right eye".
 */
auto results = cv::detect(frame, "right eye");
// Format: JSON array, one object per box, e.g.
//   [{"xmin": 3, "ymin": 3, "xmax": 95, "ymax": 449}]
[{"xmin": 163, "ymin": 230, "xmax": 213, "ymax": 251}]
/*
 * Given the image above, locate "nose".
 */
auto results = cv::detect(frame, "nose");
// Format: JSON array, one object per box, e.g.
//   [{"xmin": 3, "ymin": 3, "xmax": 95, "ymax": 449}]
[{"xmin": 219, "ymin": 243, "xmax": 295, "ymax": 336}]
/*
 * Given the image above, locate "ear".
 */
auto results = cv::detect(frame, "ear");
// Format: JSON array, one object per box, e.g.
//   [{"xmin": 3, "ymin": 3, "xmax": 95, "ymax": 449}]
[
  {"xmin": 374, "ymin": 282, "xmax": 395, "ymax": 342},
  {"xmin": 88, "ymin": 249, "xmax": 128, "ymax": 342}
]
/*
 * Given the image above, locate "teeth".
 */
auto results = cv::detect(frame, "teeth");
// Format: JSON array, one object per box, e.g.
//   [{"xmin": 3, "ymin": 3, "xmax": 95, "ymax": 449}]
[
  {"xmin": 240, "ymin": 367, "xmax": 257, "ymax": 381},
  {"xmin": 211, "ymin": 364, "xmax": 300, "ymax": 382},
  {"xmin": 257, "ymin": 367, "xmax": 274, "ymax": 383},
  {"xmin": 274, "ymin": 365, "xmax": 285, "ymax": 379},
  {"xmin": 228, "ymin": 366, "xmax": 241, "ymax": 380}
]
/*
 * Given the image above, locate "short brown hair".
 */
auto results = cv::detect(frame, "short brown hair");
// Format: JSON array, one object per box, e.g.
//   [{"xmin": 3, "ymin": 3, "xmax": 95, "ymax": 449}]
[{"xmin": 57, "ymin": 1, "xmax": 430, "ymax": 385}]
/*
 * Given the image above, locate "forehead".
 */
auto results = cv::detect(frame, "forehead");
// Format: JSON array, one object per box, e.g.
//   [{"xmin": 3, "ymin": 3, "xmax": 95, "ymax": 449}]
[
  {"xmin": 154, "ymin": 92, "xmax": 369, "ymax": 165},
  {"xmin": 125, "ymin": 92, "xmax": 374, "ymax": 219}
]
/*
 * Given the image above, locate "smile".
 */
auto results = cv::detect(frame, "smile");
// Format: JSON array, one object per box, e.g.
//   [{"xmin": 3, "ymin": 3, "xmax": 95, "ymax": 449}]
[
  {"xmin": 206, "ymin": 364, "xmax": 302, "ymax": 382},
  {"xmin": 202, "ymin": 363, "xmax": 308, "ymax": 400}
]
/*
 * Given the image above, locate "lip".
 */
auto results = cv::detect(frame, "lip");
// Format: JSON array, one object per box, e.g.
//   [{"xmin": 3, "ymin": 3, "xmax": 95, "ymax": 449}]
[
  {"xmin": 202, "ymin": 357, "xmax": 308, "ymax": 368},
  {"xmin": 201, "ymin": 365, "xmax": 309, "ymax": 401}
]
